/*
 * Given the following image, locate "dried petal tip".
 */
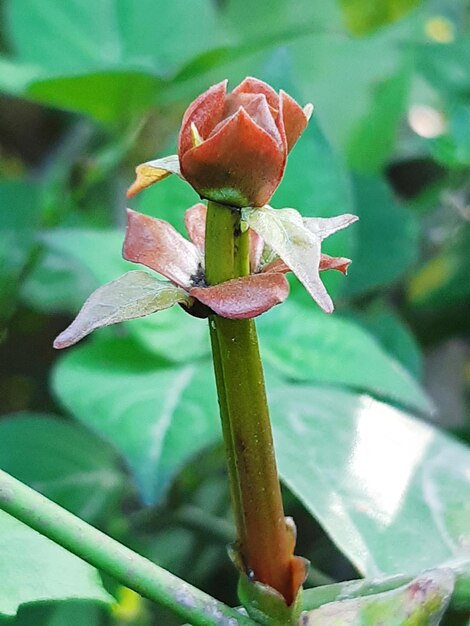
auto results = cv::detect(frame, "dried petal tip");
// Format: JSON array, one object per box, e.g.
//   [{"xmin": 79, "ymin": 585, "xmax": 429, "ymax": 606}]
[
  {"xmin": 126, "ymin": 155, "xmax": 181, "ymax": 198},
  {"xmin": 303, "ymin": 103, "xmax": 314, "ymax": 121}
]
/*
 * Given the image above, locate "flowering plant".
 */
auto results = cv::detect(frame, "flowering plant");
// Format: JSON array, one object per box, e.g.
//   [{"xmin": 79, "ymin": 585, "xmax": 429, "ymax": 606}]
[{"xmin": 52, "ymin": 77, "xmax": 358, "ymax": 623}]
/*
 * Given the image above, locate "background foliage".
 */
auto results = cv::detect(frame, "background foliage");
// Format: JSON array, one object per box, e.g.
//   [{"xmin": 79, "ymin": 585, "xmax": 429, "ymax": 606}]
[{"xmin": 0, "ymin": 0, "xmax": 469, "ymax": 624}]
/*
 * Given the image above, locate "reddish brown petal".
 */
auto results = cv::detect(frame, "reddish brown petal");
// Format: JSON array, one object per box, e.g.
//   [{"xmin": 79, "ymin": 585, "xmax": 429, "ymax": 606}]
[
  {"xmin": 123, "ymin": 209, "xmax": 200, "ymax": 289},
  {"xmin": 181, "ymin": 107, "xmax": 285, "ymax": 208},
  {"xmin": 190, "ymin": 273, "xmax": 289, "ymax": 319},
  {"xmin": 319, "ymin": 254, "xmax": 352, "ymax": 274},
  {"xmin": 184, "ymin": 203, "xmax": 207, "ymax": 252},
  {"xmin": 178, "ymin": 80, "xmax": 227, "ymax": 157},
  {"xmin": 262, "ymin": 254, "xmax": 351, "ymax": 275},
  {"xmin": 279, "ymin": 90, "xmax": 308, "ymax": 152},
  {"xmin": 221, "ymin": 93, "xmax": 282, "ymax": 147},
  {"xmin": 232, "ymin": 76, "xmax": 279, "ymax": 110}
]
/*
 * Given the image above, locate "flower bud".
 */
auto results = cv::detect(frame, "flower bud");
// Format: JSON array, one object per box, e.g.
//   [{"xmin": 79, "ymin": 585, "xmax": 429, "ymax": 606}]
[{"xmin": 178, "ymin": 77, "xmax": 311, "ymax": 208}]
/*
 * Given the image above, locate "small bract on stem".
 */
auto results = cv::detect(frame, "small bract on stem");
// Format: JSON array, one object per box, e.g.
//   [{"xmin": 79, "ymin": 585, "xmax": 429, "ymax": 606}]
[{"xmin": 53, "ymin": 76, "xmax": 358, "ymax": 623}]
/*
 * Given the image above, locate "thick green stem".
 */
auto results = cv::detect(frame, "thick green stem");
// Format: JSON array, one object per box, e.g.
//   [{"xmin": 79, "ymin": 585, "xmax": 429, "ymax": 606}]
[
  {"xmin": 0, "ymin": 469, "xmax": 255, "ymax": 626},
  {"xmin": 205, "ymin": 201, "xmax": 293, "ymax": 602}
]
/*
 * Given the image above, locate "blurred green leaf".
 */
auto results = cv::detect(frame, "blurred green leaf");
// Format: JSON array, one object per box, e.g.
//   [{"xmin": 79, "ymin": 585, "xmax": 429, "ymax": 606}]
[
  {"xmin": 0, "ymin": 413, "xmax": 124, "ymax": 522},
  {"xmin": 21, "ymin": 229, "xmax": 132, "ymax": 314},
  {"xmin": 407, "ymin": 227, "xmax": 470, "ymax": 309},
  {"xmin": 0, "ymin": 510, "xmax": 111, "ymax": 617},
  {"xmin": 347, "ymin": 64, "xmax": 411, "ymax": 173},
  {"xmin": 302, "ymin": 569, "xmax": 452, "ymax": 626},
  {"xmin": 9, "ymin": 601, "xmax": 103, "ymax": 626},
  {"xmin": 52, "ymin": 337, "xmax": 219, "ymax": 504},
  {"xmin": 290, "ymin": 18, "xmax": 415, "ymax": 154},
  {"xmin": 340, "ymin": 0, "xmax": 422, "ymax": 35},
  {"xmin": 27, "ymin": 72, "xmax": 163, "ymax": 124},
  {"xmin": 222, "ymin": 0, "xmax": 342, "ymax": 42},
  {"xmin": 0, "ymin": 181, "xmax": 42, "ymax": 322},
  {"xmin": 349, "ymin": 300, "xmax": 423, "ymax": 380},
  {"xmin": 343, "ymin": 175, "xmax": 420, "ymax": 296},
  {"xmin": 40, "ymin": 229, "xmax": 131, "ymax": 285},
  {"xmin": 258, "ymin": 300, "xmax": 432, "ymax": 414},
  {"xmin": 269, "ymin": 379, "xmax": 470, "ymax": 577},
  {"xmin": 430, "ymin": 103, "xmax": 470, "ymax": 167},
  {"xmin": 3, "ymin": 0, "xmax": 225, "ymax": 122},
  {"xmin": 0, "ymin": 57, "xmax": 44, "ymax": 96},
  {"xmin": 5, "ymin": 0, "xmax": 223, "ymax": 76},
  {"xmin": 418, "ymin": 38, "xmax": 470, "ymax": 97},
  {"xmin": 129, "ymin": 309, "xmax": 210, "ymax": 363}
]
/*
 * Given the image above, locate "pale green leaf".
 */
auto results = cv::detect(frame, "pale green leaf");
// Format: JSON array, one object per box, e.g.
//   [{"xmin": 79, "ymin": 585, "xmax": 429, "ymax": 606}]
[
  {"xmin": 258, "ymin": 300, "xmax": 432, "ymax": 414},
  {"xmin": 52, "ymin": 337, "xmax": 219, "ymax": 504},
  {"xmin": 54, "ymin": 270, "xmax": 189, "ymax": 349},
  {"xmin": 302, "ymin": 569, "xmax": 452, "ymax": 626},
  {"xmin": 269, "ymin": 380, "xmax": 470, "ymax": 577},
  {"xmin": 0, "ymin": 511, "xmax": 111, "ymax": 617},
  {"xmin": 0, "ymin": 413, "xmax": 124, "ymax": 523}
]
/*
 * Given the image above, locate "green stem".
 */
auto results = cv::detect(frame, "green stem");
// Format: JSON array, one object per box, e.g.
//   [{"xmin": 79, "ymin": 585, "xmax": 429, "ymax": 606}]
[
  {"xmin": 209, "ymin": 320, "xmax": 247, "ymax": 547},
  {"xmin": 0, "ymin": 469, "xmax": 255, "ymax": 626},
  {"xmin": 205, "ymin": 201, "xmax": 294, "ymax": 602}
]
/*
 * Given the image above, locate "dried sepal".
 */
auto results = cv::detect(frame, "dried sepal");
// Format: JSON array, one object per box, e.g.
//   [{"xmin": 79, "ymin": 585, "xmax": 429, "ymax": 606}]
[
  {"xmin": 190, "ymin": 273, "xmax": 289, "ymax": 319},
  {"xmin": 53, "ymin": 271, "xmax": 189, "ymax": 349},
  {"xmin": 127, "ymin": 155, "xmax": 182, "ymax": 198},
  {"xmin": 243, "ymin": 206, "xmax": 334, "ymax": 313}
]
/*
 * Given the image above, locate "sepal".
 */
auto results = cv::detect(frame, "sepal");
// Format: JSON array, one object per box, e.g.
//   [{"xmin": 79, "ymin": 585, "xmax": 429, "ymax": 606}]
[
  {"xmin": 53, "ymin": 271, "xmax": 190, "ymax": 349},
  {"xmin": 127, "ymin": 155, "xmax": 182, "ymax": 198},
  {"xmin": 190, "ymin": 273, "xmax": 289, "ymax": 320},
  {"xmin": 237, "ymin": 573, "xmax": 304, "ymax": 626},
  {"xmin": 242, "ymin": 206, "xmax": 334, "ymax": 313}
]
